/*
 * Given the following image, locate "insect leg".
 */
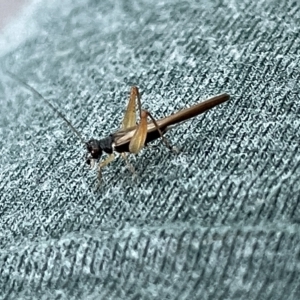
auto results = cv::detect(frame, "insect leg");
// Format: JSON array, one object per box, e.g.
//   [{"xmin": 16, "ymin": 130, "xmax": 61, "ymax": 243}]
[
  {"xmin": 120, "ymin": 153, "xmax": 136, "ymax": 174},
  {"xmin": 122, "ymin": 86, "xmax": 140, "ymax": 129},
  {"xmin": 97, "ymin": 154, "xmax": 115, "ymax": 180},
  {"xmin": 129, "ymin": 108, "xmax": 178, "ymax": 154},
  {"xmin": 133, "ymin": 89, "xmax": 177, "ymax": 152},
  {"xmin": 145, "ymin": 110, "xmax": 178, "ymax": 152},
  {"xmin": 128, "ymin": 110, "xmax": 148, "ymax": 154}
]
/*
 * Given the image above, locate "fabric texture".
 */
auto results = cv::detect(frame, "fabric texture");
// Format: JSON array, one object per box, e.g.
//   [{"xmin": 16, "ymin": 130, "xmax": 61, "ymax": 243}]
[{"xmin": 0, "ymin": 0, "xmax": 300, "ymax": 299}]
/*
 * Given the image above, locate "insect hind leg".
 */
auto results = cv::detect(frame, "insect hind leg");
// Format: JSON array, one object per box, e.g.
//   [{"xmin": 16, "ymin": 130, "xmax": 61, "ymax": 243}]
[
  {"xmin": 121, "ymin": 153, "xmax": 136, "ymax": 175},
  {"xmin": 145, "ymin": 110, "xmax": 179, "ymax": 153}
]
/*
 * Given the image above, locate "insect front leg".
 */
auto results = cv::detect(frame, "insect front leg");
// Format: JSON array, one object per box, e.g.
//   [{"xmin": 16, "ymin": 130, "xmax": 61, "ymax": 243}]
[{"xmin": 97, "ymin": 154, "xmax": 115, "ymax": 181}]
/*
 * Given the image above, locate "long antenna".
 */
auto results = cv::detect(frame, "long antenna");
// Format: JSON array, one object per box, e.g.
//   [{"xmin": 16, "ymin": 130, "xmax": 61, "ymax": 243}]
[{"xmin": 6, "ymin": 70, "xmax": 86, "ymax": 144}]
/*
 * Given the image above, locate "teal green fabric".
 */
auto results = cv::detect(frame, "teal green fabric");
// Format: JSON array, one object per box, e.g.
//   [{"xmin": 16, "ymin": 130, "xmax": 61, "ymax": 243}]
[{"xmin": 1, "ymin": 0, "xmax": 300, "ymax": 299}]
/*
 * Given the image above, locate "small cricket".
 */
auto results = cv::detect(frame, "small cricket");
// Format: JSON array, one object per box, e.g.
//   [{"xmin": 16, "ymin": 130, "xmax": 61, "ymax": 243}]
[{"xmin": 7, "ymin": 71, "xmax": 230, "ymax": 180}]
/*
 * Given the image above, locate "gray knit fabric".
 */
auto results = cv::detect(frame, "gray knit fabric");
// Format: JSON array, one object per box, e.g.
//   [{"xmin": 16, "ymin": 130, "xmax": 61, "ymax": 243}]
[{"xmin": 0, "ymin": 0, "xmax": 300, "ymax": 299}]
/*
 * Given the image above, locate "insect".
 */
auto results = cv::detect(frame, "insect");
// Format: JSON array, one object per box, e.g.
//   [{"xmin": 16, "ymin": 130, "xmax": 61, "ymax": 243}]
[{"xmin": 7, "ymin": 71, "xmax": 230, "ymax": 180}]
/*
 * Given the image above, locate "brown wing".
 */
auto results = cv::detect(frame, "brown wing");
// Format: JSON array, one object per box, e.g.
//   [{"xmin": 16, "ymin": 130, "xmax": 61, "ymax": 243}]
[
  {"xmin": 113, "ymin": 120, "xmax": 160, "ymax": 147},
  {"xmin": 113, "ymin": 93, "xmax": 230, "ymax": 148},
  {"xmin": 153, "ymin": 93, "xmax": 230, "ymax": 128}
]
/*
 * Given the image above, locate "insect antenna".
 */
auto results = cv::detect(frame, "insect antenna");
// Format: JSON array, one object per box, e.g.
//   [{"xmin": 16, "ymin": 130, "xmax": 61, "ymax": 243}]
[{"xmin": 6, "ymin": 70, "xmax": 86, "ymax": 144}]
